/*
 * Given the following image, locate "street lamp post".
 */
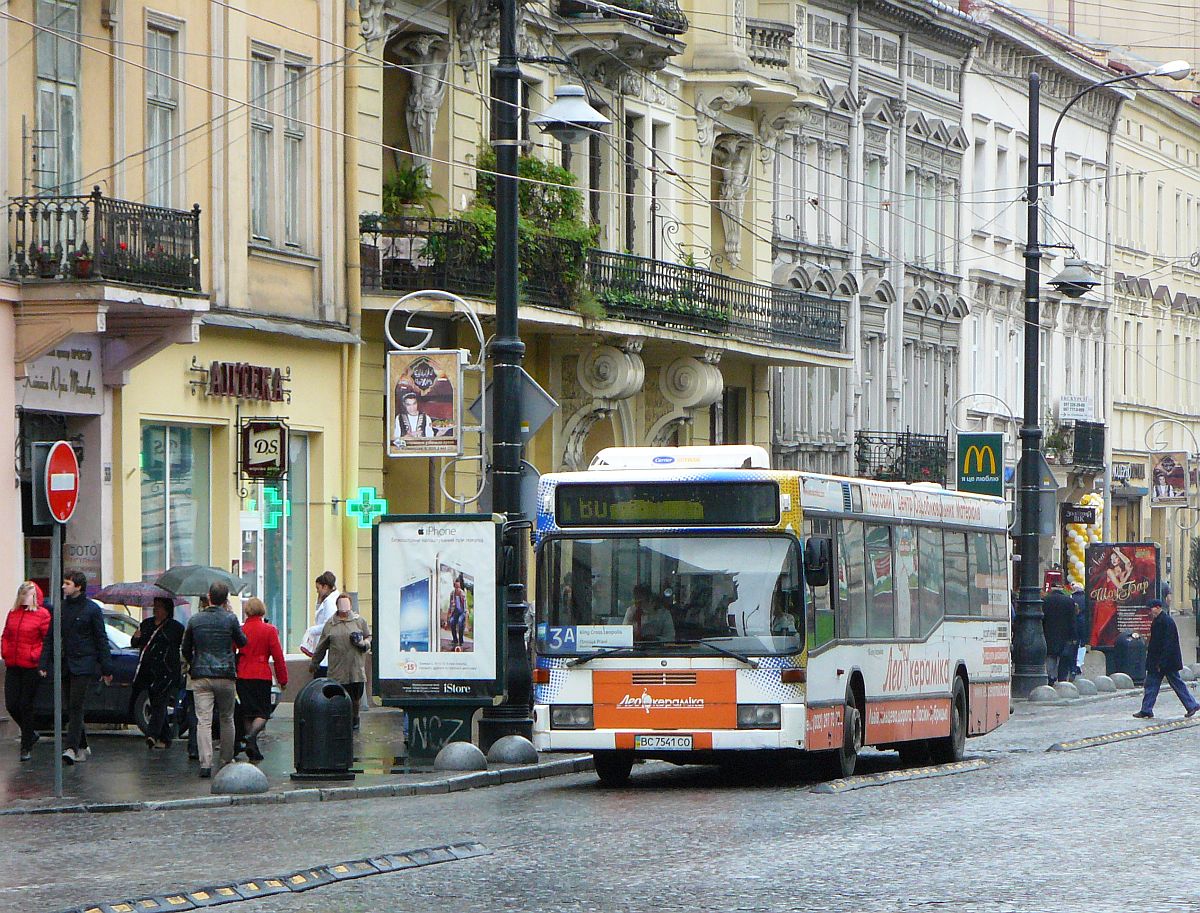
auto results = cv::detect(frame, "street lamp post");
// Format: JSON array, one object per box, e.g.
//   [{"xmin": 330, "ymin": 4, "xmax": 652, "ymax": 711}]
[
  {"xmin": 478, "ymin": 0, "xmax": 607, "ymax": 747},
  {"xmin": 1013, "ymin": 60, "xmax": 1191, "ymax": 699}
]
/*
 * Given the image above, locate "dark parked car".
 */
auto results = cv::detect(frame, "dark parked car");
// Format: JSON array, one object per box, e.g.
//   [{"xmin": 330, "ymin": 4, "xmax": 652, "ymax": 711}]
[{"xmin": 32, "ymin": 608, "xmax": 157, "ymax": 735}]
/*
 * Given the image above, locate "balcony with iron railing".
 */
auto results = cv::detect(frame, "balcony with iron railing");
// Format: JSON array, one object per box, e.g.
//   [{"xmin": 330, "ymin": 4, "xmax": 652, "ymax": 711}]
[
  {"xmin": 360, "ymin": 214, "xmax": 846, "ymax": 353},
  {"xmin": 559, "ymin": 0, "xmax": 688, "ymax": 35},
  {"xmin": 7, "ymin": 187, "xmax": 202, "ymax": 292},
  {"xmin": 854, "ymin": 430, "xmax": 949, "ymax": 485}
]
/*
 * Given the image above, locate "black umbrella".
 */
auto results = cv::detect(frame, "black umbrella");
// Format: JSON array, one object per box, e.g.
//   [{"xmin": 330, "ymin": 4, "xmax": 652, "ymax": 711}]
[
  {"xmin": 94, "ymin": 581, "xmax": 189, "ymax": 609},
  {"xmin": 155, "ymin": 565, "xmax": 244, "ymax": 597}
]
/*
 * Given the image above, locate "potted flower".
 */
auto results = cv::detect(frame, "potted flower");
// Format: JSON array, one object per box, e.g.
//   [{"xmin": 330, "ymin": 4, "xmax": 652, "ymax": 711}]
[
  {"xmin": 382, "ymin": 162, "xmax": 442, "ymax": 220},
  {"xmin": 71, "ymin": 248, "xmax": 94, "ymax": 279},
  {"xmin": 31, "ymin": 244, "xmax": 58, "ymax": 279}
]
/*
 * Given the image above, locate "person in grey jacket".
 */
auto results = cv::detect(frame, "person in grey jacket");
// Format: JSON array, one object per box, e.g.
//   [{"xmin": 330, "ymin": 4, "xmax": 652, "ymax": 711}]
[{"xmin": 181, "ymin": 582, "xmax": 246, "ymax": 778}]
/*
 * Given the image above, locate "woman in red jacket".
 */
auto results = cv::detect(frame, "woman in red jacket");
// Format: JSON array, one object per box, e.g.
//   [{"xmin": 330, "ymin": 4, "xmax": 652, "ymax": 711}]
[
  {"xmin": 2, "ymin": 582, "xmax": 51, "ymax": 761},
  {"xmin": 236, "ymin": 597, "xmax": 288, "ymax": 762}
]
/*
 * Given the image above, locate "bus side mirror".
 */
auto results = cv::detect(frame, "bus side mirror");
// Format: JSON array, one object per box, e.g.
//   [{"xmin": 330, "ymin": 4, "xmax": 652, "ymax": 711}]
[{"xmin": 804, "ymin": 537, "xmax": 832, "ymax": 588}]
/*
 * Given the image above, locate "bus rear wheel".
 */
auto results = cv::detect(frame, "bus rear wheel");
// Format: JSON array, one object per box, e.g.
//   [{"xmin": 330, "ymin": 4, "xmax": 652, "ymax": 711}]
[
  {"xmin": 818, "ymin": 691, "xmax": 863, "ymax": 780},
  {"xmin": 930, "ymin": 677, "xmax": 967, "ymax": 764},
  {"xmin": 592, "ymin": 751, "xmax": 634, "ymax": 787}
]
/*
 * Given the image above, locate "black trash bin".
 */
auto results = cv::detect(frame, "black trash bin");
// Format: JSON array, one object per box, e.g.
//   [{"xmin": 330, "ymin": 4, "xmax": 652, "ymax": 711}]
[
  {"xmin": 1107, "ymin": 632, "xmax": 1148, "ymax": 685},
  {"xmin": 291, "ymin": 678, "xmax": 355, "ymax": 782}
]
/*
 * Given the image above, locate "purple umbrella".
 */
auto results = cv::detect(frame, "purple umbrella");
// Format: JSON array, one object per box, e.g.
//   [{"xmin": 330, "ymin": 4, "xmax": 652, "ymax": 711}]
[{"xmin": 94, "ymin": 582, "xmax": 188, "ymax": 610}]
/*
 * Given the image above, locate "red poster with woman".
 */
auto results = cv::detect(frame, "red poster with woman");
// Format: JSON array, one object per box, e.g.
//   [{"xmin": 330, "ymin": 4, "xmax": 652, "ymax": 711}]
[{"xmin": 1085, "ymin": 542, "xmax": 1159, "ymax": 648}]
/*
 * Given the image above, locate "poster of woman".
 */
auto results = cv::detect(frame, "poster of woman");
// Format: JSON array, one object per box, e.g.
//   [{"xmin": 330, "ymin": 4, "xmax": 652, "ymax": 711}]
[
  {"xmin": 386, "ymin": 350, "xmax": 464, "ymax": 458},
  {"xmin": 1085, "ymin": 542, "xmax": 1159, "ymax": 647},
  {"xmin": 1150, "ymin": 451, "xmax": 1189, "ymax": 506}
]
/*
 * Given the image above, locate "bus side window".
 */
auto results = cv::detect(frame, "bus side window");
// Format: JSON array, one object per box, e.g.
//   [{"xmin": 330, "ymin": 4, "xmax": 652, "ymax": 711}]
[
  {"xmin": 864, "ymin": 524, "xmax": 895, "ymax": 639},
  {"xmin": 968, "ymin": 532, "xmax": 990, "ymax": 617},
  {"xmin": 839, "ymin": 520, "xmax": 868, "ymax": 639},
  {"xmin": 893, "ymin": 525, "xmax": 918, "ymax": 638},
  {"xmin": 917, "ymin": 526, "xmax": 945, "ymax": 636},
  {"xmin": 944, "ymin": 532, "xmax": 969, "ymax": 616},
  {"xmin": 989, "ymin": 533, "xmax": 1010, "ymax": 618},
  {"xmin": 803, "ymin": 518, "xmax": 835, "ymax": 649}
]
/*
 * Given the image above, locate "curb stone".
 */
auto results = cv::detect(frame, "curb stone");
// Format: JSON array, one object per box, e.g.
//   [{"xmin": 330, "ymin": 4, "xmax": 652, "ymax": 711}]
[{"xmin": 0, "ymin": 757, "xmax": 595, "ymax": 817}]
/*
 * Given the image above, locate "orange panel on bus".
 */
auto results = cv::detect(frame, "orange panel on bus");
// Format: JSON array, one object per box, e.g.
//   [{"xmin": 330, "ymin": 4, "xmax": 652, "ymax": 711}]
[{"xmin": 593, "ymin": 670, "xmax": 737, "ymax": 730}]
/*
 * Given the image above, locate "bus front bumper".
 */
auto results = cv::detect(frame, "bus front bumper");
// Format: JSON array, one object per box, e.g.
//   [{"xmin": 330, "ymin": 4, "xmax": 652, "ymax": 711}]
[{"xmin": 532, "ymin": 704, "xmax": 808, "ymax": 752}]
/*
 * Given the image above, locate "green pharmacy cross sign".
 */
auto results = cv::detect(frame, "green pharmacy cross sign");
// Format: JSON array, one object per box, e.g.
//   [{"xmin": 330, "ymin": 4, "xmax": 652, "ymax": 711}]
[
  {"xmin": 245, "ymin": 486, "xmax": 291, "ymax": 530},
  {"xmin": 347, "ymin": 487, "xmax": 388, "ymax": 528}
]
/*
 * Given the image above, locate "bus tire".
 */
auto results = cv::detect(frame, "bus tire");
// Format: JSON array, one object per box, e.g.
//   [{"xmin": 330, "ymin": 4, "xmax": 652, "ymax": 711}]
[
  {"xmin": 818, "ymin": 690, "xmax": 863, "ymax": 780},
  {"xmin": 930, "ymin": 677, "xmax": 967, "ymax": 764},
  {"xmin": 592, "ymin": 751, "xmax": 634, "ymax": 787}
]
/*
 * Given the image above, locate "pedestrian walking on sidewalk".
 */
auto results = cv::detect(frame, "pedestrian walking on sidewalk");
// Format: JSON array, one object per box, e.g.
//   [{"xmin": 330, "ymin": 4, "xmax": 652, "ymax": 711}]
[
  {"xmin": 236, "ymin": 597, "xmax": 287, "ymax": 762},
  {"xmin": 309, "ymin": 594, "xmax": 371, "ymax": 730},
  {"xmin": 38, "ymin": 572, "xmax": 111, "ymax": 765},
  {"xmin": 131, "ymin": 597, "xmax": 184, "ymax": 749},
  {"xmin": 1042, "ymin": 586, "xmax": 1076, "ymax": 685},
  {"xmin": 182, "ymin": 583, "xmax": 246, "ymax": 778},
  {"xmin": 300, "ymin": 572, "xmax": 340, "ymax": 677},
  {"xmin": 1133, "ymin": 599, "xmax": 1199, "ymax": 720},
  {"xmin": 2, "ymin": 582, "xmax": 50, "ymax": 761}
]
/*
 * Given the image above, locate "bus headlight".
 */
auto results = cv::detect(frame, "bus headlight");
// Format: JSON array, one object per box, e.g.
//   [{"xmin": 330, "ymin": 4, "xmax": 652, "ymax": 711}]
[
  {"xmin": 737, "ymin": 704, "xmax": 782, "ymax": 729},
  {"xmin": 550, "ymin": 705, "xmax": 594, "ymax": 729}
]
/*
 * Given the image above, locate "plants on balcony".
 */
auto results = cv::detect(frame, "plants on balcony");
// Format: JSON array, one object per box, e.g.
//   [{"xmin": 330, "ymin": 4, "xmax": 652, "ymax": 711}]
[
  {"xmin": 424, "ymin": 149, "xmax": 597, "ymax": 306},
  {"xmin": 382, "ymin": 162, "xmax": 442, "ymax": 218},
  {"xmin": 71, "ymin": 248, "xmax": 94, "ymax": 279},
  {"xmin": 31, "ymin": 244, "xmax": 58, "ymax": 278}
]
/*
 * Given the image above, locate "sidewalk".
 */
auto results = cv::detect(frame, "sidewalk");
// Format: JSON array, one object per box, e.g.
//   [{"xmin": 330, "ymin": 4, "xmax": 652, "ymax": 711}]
[{"xmin": 0, "ymin": 705, "xmax": 588, "ymax": 815}]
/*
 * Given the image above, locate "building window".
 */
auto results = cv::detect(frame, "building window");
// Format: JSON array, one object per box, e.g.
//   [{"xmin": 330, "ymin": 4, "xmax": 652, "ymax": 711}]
[
  {"xmin": 146, "ymin": 24, "xmax": 179, "ymax": 208},
  {"xmin": 250, "ymin": 51, "xmax": 309, "ymax": 248},
  {"xmin": 35, "ymin": 0, "xmax": 80, "ymax": 194},
  {"xmin": 141, "ymin": 425, "xmax": 211, "ymax": 581}
]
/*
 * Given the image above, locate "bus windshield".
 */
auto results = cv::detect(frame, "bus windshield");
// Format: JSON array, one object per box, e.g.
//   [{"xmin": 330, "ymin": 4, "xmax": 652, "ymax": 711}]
[{"xmin": 538, "ymin": 535, "xmax": 803, "ymax": 656}]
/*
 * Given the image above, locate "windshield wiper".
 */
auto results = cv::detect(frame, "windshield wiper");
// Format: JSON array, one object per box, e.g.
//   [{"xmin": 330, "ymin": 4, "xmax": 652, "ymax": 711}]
[
  {"xmin": 565, "ymin": 645, "xmax": 639, "ymax": 666},
  {"xmin": 670, "ymin": 639, "xmax": 759, "ymax": 668}
]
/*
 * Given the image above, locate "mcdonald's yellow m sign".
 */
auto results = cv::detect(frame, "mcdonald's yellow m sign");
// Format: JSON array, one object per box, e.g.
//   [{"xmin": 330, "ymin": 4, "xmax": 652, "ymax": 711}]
[{"xmin": 963, "ymin": 445, "xmax": 997, "ymax": 476}]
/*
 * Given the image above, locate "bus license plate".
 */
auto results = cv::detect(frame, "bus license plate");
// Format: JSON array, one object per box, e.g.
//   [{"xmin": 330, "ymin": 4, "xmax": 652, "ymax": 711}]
[{"xmin": 634, "ymin": 735, "xmax": 692, "ymax": 750}]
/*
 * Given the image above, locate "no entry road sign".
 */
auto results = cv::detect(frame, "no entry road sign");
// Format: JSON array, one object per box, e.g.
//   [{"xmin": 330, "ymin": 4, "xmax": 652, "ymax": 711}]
[{"xmin": 44, "ymin": 440, "xmax": 79, "ymax": 524}]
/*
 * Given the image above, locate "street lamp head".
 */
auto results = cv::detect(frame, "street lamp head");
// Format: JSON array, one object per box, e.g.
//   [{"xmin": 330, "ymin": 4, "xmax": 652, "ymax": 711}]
[
  {"xmin": 531, "ymin": 85, "xmax": 610, "ymax": 146},
  {"xmin": 1049, "ymin": 258, "xmax": 1100, "ymax": 298},
  {"xmin": 1151, "ymin": 59, "xmax": 1192, "ymax": 80}
]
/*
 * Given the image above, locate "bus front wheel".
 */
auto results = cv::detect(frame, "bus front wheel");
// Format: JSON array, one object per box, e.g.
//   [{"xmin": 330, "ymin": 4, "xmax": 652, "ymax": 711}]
[
  {"xmin": 818, "ymin": 691, "xmax": 863, "ymax": 780},
  {"xmin": 930, "ymin": 677, "xmax": 967, "ymax": 764},
  {"xmin": 593, "ymin": 751, "xmax": 634, "ymax": 787}
]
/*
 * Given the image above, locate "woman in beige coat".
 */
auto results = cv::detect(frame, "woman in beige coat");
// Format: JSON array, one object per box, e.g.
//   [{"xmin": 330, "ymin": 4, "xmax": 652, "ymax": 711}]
[{"xmin": 309, "ymin": 594, "xmax": 372, "ymax": 730}]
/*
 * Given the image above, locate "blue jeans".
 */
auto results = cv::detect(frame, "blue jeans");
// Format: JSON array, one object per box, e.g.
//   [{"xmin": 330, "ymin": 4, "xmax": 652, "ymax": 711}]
[{"xmin": 1140, "ymin": 669, "xmax": 1200, "ymax": 715}]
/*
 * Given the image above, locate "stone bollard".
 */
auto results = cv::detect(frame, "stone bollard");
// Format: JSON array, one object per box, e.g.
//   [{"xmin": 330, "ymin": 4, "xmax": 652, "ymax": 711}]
[
  {"xmin": 1093, "ymin": 675, "xmax": 1117, "ymax": 692},
  {"xmin": 433, "ymin": 741, "xmax": 488, "ymax": 772},
  {"xmin": 1189, "ymin": 663, "xmax": 1200, "ymax": 678},
  {"xmin": 1110, "ymin": 672, "xmax": 1136, "ymax": 690},
  {"xmin": 1074, "ymin": 677, "xmax": 1099, "ymax": 696},
  {"xmin": 486, "ymin": 735, "xmax": 538, "ymax": 765},
  {"xmin": 1029, "ymin": 684, "xmax": 1059, "ymax": 702},
  {"xmin": 1181, "ymin": 667, "xmax": 1197, "ymax": 682},
  {"xmin": 211, "ymin": 761, "xmax": 269, "ymax": 795},
  {"xmin": 1053, "ymin": 681, "xmax": 1080, "ymax": 700}
]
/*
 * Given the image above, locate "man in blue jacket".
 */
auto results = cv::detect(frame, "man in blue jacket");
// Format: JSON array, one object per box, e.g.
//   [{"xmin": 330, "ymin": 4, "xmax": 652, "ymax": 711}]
[
  {"xmin": 38, "ymin": 571, "xmax": 112, "ymax": 765},
  {"xmin": 1134, "ymin": 598, "xmax": 1199, "ymax": 720}
]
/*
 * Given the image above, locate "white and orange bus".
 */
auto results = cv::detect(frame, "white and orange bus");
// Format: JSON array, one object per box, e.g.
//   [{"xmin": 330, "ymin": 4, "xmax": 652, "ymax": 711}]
[{"xmin": 531, "ymin": 445, "xmax": 1011, "ymax": 785}]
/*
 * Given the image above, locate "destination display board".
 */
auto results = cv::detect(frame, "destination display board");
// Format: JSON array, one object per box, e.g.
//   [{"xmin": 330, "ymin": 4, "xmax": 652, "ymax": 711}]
[{"xmin": 554, "ymin": 481, "xmax": 779, "ymax": 528}]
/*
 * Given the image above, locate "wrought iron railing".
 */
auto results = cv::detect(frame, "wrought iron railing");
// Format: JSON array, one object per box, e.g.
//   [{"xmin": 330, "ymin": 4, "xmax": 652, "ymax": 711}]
[
  {"xmin": 360, "ymin": 214, "xmax": 846, "ymax": 352},
  {"xmin": 854, "ymin": 430, "xmax": 949, "ymax": 484},
  {"xmin": 8, "ymin": 187, "xmax": 201, "ymax": 291},
  {"xmin": 746, "ymin": 18, "xmax": 793, "ymax": 69},
  {"xmin": 558, "ymin": 0, "xmax": 688, "ymax": 35},
  {"xmin": 1050, "ymin": 420, "xmax": 1106, "ymax": 470}
]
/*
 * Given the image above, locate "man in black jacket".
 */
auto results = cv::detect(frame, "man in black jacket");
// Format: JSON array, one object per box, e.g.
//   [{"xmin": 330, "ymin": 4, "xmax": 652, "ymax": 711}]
[
  {"xmin": 182, "ymin": 582, "xmax": 246, "ymax": 778},
  {"xmin": 38, "ymin": 571, "xmax": 112, "ymax": 765},
  {"xmin": 1134, "ymin": 598, "xmax": 1199, "ymax": 719},
  {"xmin": 1042, "ymin": 586, "xmax": 1076, "ymax": 684}
]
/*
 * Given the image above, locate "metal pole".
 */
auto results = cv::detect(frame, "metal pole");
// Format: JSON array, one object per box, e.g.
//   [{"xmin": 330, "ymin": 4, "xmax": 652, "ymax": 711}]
[
  {"xmin": 1014, "ymin": 70, "xmax": 1049, "ymax": 699},
  {"xmin": 478, "ymin": 0, "xmax": 533, "ymax": 748},
  {"xmin": 51, "ymin": 522, "xmax": 63, "ymax": 798}
]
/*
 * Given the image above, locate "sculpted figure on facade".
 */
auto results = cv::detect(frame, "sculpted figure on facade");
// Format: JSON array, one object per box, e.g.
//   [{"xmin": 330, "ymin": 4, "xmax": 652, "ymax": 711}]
[
  {"xmin": 393, "ymin": 34, "xmax": 450, "ymax": 173},
  {"xmin": 712, "ymin": 133, "xmax": 754, "ymax": 267}
]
